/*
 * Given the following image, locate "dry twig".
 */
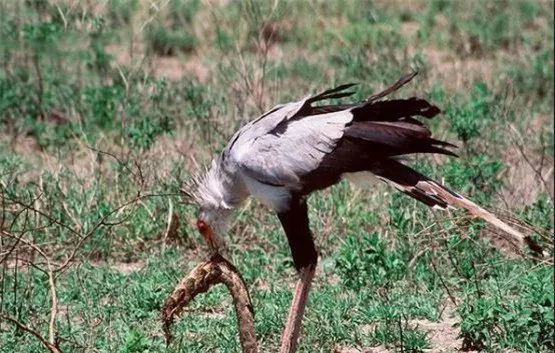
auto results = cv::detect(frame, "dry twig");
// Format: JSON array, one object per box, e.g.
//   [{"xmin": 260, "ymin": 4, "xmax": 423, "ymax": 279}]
[{"xmin": 1, "ymin": 230, "xmax": 61, "ymax": 353}]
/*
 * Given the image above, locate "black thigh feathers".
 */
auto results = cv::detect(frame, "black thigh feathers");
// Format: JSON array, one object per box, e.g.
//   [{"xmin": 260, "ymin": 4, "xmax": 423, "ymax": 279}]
[{"xmin": 278, "ymin": 196, "xmax": 318, "ymax": 271}]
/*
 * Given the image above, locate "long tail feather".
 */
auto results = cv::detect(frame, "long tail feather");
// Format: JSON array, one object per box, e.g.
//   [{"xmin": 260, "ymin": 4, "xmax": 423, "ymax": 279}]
[
  {"xmin": 304, "ymin": 73, "xmax": 543, "ymax": 256},
  {"xmin": 308, "ymin": 83, "xmax": 358, "ymax": 104},
  {"xmin": 366, "ymin": 71, "xmax": 419, "ymax": 103},
  {"xmin": 371, "ymin": 159, "xmax": 541, "ymax": 253}
]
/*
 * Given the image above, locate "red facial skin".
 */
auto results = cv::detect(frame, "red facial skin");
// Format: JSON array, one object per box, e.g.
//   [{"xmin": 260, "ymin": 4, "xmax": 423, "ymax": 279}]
[{"xmin": 196, "ymin": 219, "xmax": 214, "ymax": 248}]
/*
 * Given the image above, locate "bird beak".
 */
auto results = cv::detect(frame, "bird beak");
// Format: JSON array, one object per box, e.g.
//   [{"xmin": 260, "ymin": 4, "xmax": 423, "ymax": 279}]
[
  {"xmin": 189, "ymin": 219, "xmax": 230, "ymax": 258},
  {"xmin": 203, "ymin": 225, "xmax": 225, "ymax": 254},
  {"xmin": 206, "ymin": 228, "xmax": 231, "ymax": 260},
  {"xmin": 204, "ymin": 227, "xmax": 216, "ymax": 249}
]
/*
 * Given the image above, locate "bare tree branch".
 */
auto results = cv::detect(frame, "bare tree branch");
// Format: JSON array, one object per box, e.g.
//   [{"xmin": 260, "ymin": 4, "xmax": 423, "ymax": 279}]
[{"xmin": 0, "ymin": 313, "xmax": 62, "ymax": 353}]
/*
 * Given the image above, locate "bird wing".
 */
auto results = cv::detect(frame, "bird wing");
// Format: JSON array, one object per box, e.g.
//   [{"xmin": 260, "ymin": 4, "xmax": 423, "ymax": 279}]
[
  {"xmin": 226, "ymin": 72, "xmax": 425, "ymax": 188},
  {"xmin": 230, "ymin": 109, "xmax": 353, "ymax": 187},
  {"xmin": 225, "ymin": 83, "xmax": 357, "ymax": 154},
  {"xmin": 223, "ymin": 83, "xmax": 359, "ymax": 187}
]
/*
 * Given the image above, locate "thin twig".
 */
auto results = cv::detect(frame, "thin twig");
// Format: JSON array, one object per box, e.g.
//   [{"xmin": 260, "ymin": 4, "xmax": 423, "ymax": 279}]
[
  {"xmin": 0, "ymin": 313, "xmax": 62, "ymax": 353},
  {"xmin": 508, "ymin": 124, "xmax": 553, "ymax": 202},
  {"xmin": 0, "ymin": 230, "xmax": 60, "ymax": 352},
  {"xmin": 162, "ymin": 198, "xmax": 173, "ymax": 251}
]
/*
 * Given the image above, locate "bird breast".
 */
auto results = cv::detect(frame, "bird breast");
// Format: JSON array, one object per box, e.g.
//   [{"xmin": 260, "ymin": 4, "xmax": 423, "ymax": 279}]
[{"xmin": 241, "ymin": 173, "xmax": 292, "ymax": 212}]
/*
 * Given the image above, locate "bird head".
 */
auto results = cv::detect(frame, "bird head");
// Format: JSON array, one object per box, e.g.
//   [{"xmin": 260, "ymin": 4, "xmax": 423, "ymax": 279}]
[
  {"xmin": 184, "ymin": 157, "xmax": 239, "ymax": 255},
  {"xmin": 196, "ymin": 206, "xmax": 231, "ymax": 253}
]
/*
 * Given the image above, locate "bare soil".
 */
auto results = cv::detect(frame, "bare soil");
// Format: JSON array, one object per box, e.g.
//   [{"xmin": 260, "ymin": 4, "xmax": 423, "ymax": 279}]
[{"xmin": 336, "ymin": 305, "xmax": 479, "ymax": 353}]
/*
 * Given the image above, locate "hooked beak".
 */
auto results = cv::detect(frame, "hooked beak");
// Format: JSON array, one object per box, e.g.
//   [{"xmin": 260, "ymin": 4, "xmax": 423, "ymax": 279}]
[
  {"xmin": 203, "ymin": 226, "xmax": 217, "ymax": 251},
  {"xmin": 190, "ymin": 219, "xmax": 225, "ymax": 254}
]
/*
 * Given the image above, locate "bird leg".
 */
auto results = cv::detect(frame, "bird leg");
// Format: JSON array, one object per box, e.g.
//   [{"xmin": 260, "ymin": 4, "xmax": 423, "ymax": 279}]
[
  {"xmin": 277, "ymin": 196, "xmax": 318, "ymax": 353},
  {"xmin": 280, "ymin": 264, "xmax": 316, "ymax": 353}
]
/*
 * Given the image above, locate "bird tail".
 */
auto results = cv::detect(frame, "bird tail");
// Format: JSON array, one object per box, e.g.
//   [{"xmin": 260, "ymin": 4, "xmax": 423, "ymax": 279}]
[{"xmin": 370, "ymin": 158, "xmax": 542, "ymax": 254}]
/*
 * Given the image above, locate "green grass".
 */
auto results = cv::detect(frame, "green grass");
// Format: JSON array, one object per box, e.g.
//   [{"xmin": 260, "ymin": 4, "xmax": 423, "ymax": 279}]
[{"xmin": 1, "ymin": 1, "xmax": 553, "ymax": 352}]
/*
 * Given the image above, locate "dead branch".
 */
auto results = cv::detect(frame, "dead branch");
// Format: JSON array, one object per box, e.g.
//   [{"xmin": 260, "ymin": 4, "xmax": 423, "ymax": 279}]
[
  {"xmin": 162, "ymin": 253, "xmax": 257, "ymax": 353},
  {"xmin": 1, "ymin": 230, "xmax": 61, "ymax": 353},
  {"xmin": 0, "ymin": 313, "xmax": 61, "ymax": 353},
  {"xmin": 508, "ymin": 124, "xmax": 554, "ymax": 202}
]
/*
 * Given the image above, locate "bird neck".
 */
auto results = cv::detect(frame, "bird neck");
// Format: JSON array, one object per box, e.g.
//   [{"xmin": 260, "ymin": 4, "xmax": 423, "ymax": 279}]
[{"xmin": 197, "ymin": 157, "xmax": 247, "ymax": 210}]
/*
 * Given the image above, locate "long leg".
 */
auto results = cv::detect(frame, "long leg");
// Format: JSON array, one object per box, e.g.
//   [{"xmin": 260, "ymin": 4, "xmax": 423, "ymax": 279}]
[
  {"xmin": 280, "ymin": 264, "xmax": 315, "ymax": 353},
  {"xmin": 277, "ymin": 196, "xmax": 318, "ymax": 353}
]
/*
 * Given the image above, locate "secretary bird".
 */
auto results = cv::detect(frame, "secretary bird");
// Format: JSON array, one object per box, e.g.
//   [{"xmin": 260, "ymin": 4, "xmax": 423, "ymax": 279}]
[{"xmin": 187, "ymin": 72, "xmax": 535, "ymax": 353}]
